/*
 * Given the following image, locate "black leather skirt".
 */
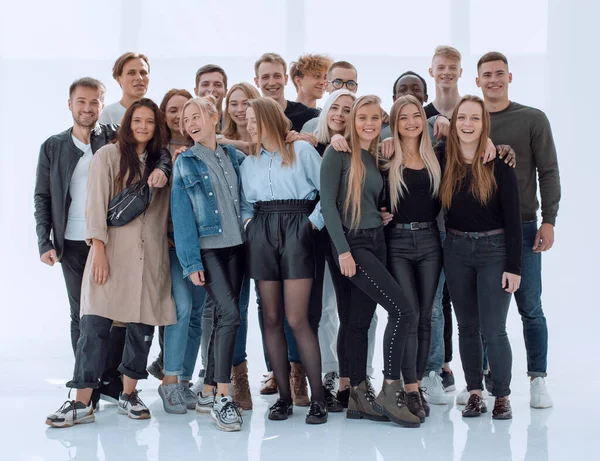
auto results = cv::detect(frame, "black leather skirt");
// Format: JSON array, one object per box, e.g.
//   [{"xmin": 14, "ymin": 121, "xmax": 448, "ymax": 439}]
[{"xmin": 246, "ymin": 199, "xmax": 317, "ymax": 281}]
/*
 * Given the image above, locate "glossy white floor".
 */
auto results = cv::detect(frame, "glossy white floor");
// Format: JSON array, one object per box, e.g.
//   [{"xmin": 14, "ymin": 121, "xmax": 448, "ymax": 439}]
[{"xmin": 2, "ymin": 283, "xmax": 598, "ymax": 461}]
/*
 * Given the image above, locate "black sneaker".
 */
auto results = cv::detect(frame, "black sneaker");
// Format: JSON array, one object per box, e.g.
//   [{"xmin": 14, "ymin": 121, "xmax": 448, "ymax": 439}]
[
  {"xmin": 99, "ymin": 378, "xmax": 123, "ymax": 405},
  {"xmin": 268, "ymin": 398, "xmax": 293, "ymax": 421},
  {"xmin": 336, "ymin": 388, "xmax": 350, "ymax": 409},
  {"xmin": 324, "ymin": 386, "xmax": 343, "ymax": 412},
  {"xmin": 306, "ymin": 400, "xmax": 328, "ymax": 424},
  {"xmin": 91, "ymin": 388, "xmax": 101, "ymax": 410},
  {"xmin": 405, "ymin": 391, "xmax": 426, "ymax": 423},
  {"xmin": 147, "ymin": 358, "xmax": 164, "ymax": 381},
  {"xmin": 440, "ymin": 370, "xmax": 456, "ymax": 392}
]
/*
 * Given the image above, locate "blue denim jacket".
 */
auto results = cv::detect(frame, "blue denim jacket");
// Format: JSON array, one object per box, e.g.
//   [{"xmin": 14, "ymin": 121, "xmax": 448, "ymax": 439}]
[{"xmin": 171, "ymin": 143, "xmax": 250, "ymax": 278}]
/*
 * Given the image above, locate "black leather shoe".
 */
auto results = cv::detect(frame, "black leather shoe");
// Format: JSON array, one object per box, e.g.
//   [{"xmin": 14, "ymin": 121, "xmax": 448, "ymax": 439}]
[
  {"xmin": 324, "ymin": 386, "xmax": 343, "ymax": 412},
  {"xmin": 405, "ymin": 391, "xmax": 426, "ymax": 423},
  {"xmin": 306, "ymin": 400, "xmax": 328, "ymax": 424},
  {"xmin": 492, "ymin": 396, "xmax": 512, "ymax": 420},
  {"xmin": 268, "ymin": 398, "xmax": 293, "ymax": 421}
]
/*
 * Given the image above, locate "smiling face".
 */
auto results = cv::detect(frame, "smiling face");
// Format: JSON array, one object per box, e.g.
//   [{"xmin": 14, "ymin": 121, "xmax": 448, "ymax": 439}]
[
  {"xmin": 476, "ymin": 60, "xmax": 512, "ymax": 101},
  {"xmin": 255, "ymin": 62, "xmax": 288, "ymax": 102},
  {"xmin": 164, "ymin": 94, "xmax": 189, "ymax": 135},
  {"xmin": 245, "ymin": 106, "xmax": 258, "ymax": 143},
  {"xmin": 354, "ymin": 103, "xmax": 382, "ymax": 145},
  {"xmin": 455, "ymin": 100, "xmax": 483, "ymax": 144},
  {"xmin": 326, "ymin": 95, "xmax": 353, "ymax": 135},
  {"xmin": 130, "ymin": 106, "xmax": 156, "ymax": 145},
  {"xmin": 394, "ymin": 75, "xmax": 426, "ymax": 105},
  {"xmin": 429, "ymin": 56, "xmax": 462, "ymax": 90},
  {"xmin": 182, "ymin": 103, "xmax": 218, "ymax": 144},
  {"xmin": 195, "ymin": 71, "xmax": 226, "ymax": 108},
  {"xmin": 296, "ymin": 71, "xmax": 328, "ymax": 100},
  {"xmin": 228, "ymin": 88, "xmax": 252, "ymax": 129},
  {"xmin": 69, "ymin": 86, "xmax": 103, "ymax": 128},
  {"xmin": 117, "ymin": 58, "xmax": 149, "ymax": 99},
  {"xmin": 396, "ymin": 103, "xmax": 423, "ymax": 140}
]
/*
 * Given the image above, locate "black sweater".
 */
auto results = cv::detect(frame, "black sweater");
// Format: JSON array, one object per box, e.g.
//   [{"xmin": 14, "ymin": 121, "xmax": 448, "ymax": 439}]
[{"xmin": 438, "ymin": 143, "xmax": 523, "ymax": 275}]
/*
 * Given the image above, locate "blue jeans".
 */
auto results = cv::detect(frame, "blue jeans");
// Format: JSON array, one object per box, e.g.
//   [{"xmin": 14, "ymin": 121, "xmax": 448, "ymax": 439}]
[
  {"xmin": 164, "ymin": 248, "xmax": 207, "ymax": 380},
  {"xmin": 515, "ymin": 221, "xmax": 547, "ymax": 377},
  {"xmin": 425, "ymin": 232, "xmax": 446, "ymax": 374}
]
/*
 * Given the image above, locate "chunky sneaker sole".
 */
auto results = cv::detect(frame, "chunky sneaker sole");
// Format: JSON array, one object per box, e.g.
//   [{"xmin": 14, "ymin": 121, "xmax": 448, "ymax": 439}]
[{"xmin": 372, "ymin": 402, "xmax": 420, "ymax": 428}]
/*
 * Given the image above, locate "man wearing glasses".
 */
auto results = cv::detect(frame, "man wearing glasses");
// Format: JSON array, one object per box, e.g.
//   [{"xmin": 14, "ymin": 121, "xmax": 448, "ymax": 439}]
[{"xmin": 302, "ymin": 61, "xmax": 359, "ymax": 132}]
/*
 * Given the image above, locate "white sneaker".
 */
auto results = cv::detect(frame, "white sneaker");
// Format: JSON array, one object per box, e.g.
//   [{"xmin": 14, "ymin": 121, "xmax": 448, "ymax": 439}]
[
  {"xmin": 457, "ymin": 387, "xmax": 489, "ymax": 405},
  {"xmin": 421, "ymin": 371, "xmax": 450, "ymax": 405},
  {"xmin": 530, "ymin": 377, "xmax": 553, "ymax": 408},
  {"xmin": 196, "ymin": 389, "xmax": 216, "ymax": 413},
  {"xmin": 211, "ymin": 395, "xmax": 242, "ymax": 432},
  {"xmin": 190, "ymin": 379, "xmax": 204, "ymax": 397},
  {"xmin": 46, "ymin": 400, "xmax": 95, "ymax": 428}
]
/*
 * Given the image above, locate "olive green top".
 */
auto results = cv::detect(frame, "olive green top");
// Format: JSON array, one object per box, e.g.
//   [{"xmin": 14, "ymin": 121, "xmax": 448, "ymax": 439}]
[{"xmin": 320, "ymin": 146, "xmax": 384, "ymax": 254}]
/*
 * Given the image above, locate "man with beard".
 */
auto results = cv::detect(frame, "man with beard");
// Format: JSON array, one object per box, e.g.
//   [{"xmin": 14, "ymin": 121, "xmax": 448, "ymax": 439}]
[{"xmin": 34, "ymin": 78, "xmax": 119, "ymax": 404}]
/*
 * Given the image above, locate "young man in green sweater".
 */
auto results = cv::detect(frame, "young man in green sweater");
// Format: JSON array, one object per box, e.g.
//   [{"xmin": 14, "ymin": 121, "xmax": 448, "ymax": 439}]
[{"xmin": 477, "ymin": 51, "xmax": 561, "ymax": 409}]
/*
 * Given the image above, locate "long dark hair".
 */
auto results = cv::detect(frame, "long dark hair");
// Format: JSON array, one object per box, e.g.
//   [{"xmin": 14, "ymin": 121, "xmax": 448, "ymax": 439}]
[
  {"xmin": 116, "ymin": 98, "xmax": 166, "ymax": 189},
  {"xmin": 159, "ymin": 88, "xmax": 193, "ymax": 142}
]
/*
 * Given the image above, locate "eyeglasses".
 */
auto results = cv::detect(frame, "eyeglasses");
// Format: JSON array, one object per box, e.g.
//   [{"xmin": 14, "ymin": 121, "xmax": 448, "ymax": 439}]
[{"xmin": 329, "ymin": 78, "xmax": 358, "ymax": 91}]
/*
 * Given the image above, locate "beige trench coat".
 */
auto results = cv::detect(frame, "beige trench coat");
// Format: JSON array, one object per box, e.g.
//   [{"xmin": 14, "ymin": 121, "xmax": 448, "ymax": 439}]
[{"xmin": 80, "ymin": 143, "xmax": 176, "ymax": 326}]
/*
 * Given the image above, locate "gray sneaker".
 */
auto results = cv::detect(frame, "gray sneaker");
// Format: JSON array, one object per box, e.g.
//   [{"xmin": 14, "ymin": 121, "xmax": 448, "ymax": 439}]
[
  {"xmin": 178, "ymin": 383, "xmax": 199, "ymax": 410},
  {"xmin": 196, "ymin": 389, "xmax": 216, "ymax": 414},
  {"xmin": 46, "ymin": 400, "xmax": 95, "ymax": 428},
  {"xmin": 211, "ymin": 395, "xmax": 242, "ymax": 432},
  {"xmin": 158, "ymin": 384, "xmax": 187, "ymax": 414}
]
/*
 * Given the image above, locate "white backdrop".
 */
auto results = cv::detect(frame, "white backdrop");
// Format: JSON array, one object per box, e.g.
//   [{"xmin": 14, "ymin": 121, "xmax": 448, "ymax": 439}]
[{"xmin": 0, "ymin": 0, "xmax": 598, "ymax": 384}]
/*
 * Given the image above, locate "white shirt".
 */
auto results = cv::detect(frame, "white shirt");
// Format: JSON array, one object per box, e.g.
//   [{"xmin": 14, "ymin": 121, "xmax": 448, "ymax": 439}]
[
  {"xmin": 65, "ymin": 135, "xmax": 93, "ymax": 241},
  {"xmin": 99, "ymin": 101, "xmax": 126, "ymax": 125}
]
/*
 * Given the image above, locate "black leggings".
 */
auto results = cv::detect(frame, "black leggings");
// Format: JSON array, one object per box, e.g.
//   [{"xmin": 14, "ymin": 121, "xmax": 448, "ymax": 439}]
[
  {"xmin": 385, "ymin": 227, "xmax": 443, "ymax": 381},
  {"xmin": 332, "ymin": 226, "xmax": 417, "ymax": 386},
  {"xmin": 201, "ymin": 245, "xmax": 244, "ymax": 385},
  {"xmin": 442, "ymin": 282, "xmax": 453, "ymax": 363}
]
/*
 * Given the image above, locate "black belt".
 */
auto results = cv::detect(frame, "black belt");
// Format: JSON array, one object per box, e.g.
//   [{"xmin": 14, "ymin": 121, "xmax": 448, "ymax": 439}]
[
  {"xmin": 390, "ymin": 221, "xmax": 436, "ymax": 231},
  {"xmin": 448, "ymin": 228, "xmax": 504, "ymax": 239}
]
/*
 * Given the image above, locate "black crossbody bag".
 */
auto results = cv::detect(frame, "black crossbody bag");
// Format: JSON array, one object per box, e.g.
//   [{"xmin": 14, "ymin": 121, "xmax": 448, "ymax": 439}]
[{"xmin": 107, "ymin": 179, "xmax": 153, "ymax": 227}]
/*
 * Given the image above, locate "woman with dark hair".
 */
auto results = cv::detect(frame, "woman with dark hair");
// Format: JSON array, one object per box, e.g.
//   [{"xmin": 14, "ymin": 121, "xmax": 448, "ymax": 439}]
[
  {"xmin": 241, "ymin": 97, "xmax": 327, "ymax": 424},
  {"xmin": 46, "ymin": 98, "xmax": 175, "ymax": 427},
  {"xmin": 440, "ymin": 95, "xmax": 521, "ymax": 420}
]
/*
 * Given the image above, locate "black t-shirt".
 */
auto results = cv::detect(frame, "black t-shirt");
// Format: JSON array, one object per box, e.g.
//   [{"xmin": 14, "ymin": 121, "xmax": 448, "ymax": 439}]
[
  {"xmin": 424, "ymin": 103, "xmax": 440, "ymax": 118},
  {"xmin": 438, "ymin": 142, "xmax": 522, "ymax": 274},
  {"xmin": 284, "ymin": 100, "xmax": 320, "ymax": 132},
  {"xmin": 382, "ymin": 167, "xmax": 441, "ymax": 225},
  {"xmin": 315, "ymin": 142, "xmax": 328, "ymax": 156}
]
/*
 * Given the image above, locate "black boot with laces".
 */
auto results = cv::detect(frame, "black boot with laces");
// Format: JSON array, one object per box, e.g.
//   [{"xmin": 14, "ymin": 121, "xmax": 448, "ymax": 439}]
[
  {"xmin": 268, "ymin": 398, "xmax": 293, "ymax": 421},
  {"xmin": 306, "ymin": 400, "xmax": 328, "ymax": 424}
]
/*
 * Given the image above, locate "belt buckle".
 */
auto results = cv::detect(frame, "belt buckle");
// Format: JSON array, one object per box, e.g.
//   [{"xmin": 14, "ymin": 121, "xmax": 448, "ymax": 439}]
[
  {"xmin": 467, "ymin": 231, "xmax": 479, "ymax": 239},
  {"xmin": 410, "ymin": 222, "xmax": 420, "ymax": 231}
]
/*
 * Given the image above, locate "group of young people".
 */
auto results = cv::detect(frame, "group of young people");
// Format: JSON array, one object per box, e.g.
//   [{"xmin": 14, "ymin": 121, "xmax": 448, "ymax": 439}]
[{"xmin": 36, "ymin": 45, "xmax": 560, "ymax": 433}]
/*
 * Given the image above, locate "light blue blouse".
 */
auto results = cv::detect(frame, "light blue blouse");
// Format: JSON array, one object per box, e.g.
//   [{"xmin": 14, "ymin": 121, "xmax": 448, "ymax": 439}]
[{"xmin": 240, "ymin": 140, "xmax": 324, "ymax": 229}]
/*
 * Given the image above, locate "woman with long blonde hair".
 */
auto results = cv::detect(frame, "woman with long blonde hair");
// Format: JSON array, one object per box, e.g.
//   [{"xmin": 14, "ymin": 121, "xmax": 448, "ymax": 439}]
[
  {"xmin": 440, "ymin": 95, "xmax": 521, "ymax": 420},
  {"xmin": 320, "ymin": 95, "xmax": 421, "ymax": 428},
  {"xmin": 240, "ymin": 97, "xmax": 328, "ymax": 424},
  {"xmin": 380, "ymin": 95, "xmax": 443, "ymax": 422}
]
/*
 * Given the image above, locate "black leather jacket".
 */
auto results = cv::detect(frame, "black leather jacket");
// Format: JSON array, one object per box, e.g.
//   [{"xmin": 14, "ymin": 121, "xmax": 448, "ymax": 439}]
[{"xmin": 34, "ymin": 124, "xmax": 172, "ymax": 261}]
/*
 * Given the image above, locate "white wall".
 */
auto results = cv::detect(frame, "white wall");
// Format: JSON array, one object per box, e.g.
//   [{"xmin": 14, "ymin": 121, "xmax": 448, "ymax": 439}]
[{"xmin": 0, "ymin": 0, "xmax": 597, "ymax": 371}]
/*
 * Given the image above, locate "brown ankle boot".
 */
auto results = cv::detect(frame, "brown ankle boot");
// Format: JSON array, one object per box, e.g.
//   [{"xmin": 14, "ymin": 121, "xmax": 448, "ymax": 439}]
[
  {"xmin": 347, "ymin": 379, "xmax": 389, "ymax": 422},
  {"xmin": 373, "ymin": 380, "xmax": 421, "ymax": 428},
  {"xmin": 232, "ymin": 361, "xmax": 252, "ymax": 410},
  {"xmin": 290, "ymin": 363, "xmax": 310, "ymax": 406}
]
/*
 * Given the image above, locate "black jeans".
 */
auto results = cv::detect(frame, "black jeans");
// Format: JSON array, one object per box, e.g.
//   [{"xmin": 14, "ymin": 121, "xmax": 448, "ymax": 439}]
[
  {"xmin": 331, "ymin": 226, "xmax": 417, "ymax": 386},
  {"xmin": 67, "ymin": 315, "xmax": 154, "ymax": 389},
  {"xmin": 61, "ymin": 240, "xmax": 90, "ymax": 354},
  {"xmin": 201, "ymin": 245, "xmax": 244, "ymax": 385},
  {"xmin": 442, "ymin": 282, "xmax": 453, "ymax": 363},
  {"xmin": 443, "ymin": 233, "xmax": 513, "ymax": 397},
  {"xmin": 386, "ymin": 227, "xmax": 443, "ymax": 381}
]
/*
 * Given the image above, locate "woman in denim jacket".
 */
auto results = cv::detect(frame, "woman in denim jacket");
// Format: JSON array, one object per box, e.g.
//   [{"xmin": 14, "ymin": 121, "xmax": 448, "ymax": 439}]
[{"xmin": 170, "ymin": 96, "xmax": 249, "ymax": 432}]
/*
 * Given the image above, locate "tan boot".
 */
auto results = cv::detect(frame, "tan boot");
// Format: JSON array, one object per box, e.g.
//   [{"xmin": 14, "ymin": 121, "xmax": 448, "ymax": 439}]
[
  {"xmin": 347, "ymin": 379, "xmax": 389, "ymax": 421},
  {"xmin": 259, "ymin": 371, "xmax": 278, "ymax": 395},
  {"xmin": 232, "ymin": 361, "xmax": 253, "ymax": 410},
  {"xmin": 373, "ymin": 380, "xmax": 421, "ymax": 428},
  {"xmin": 290, "ymin": 363, "xmax": 310, "ymax": 406}
]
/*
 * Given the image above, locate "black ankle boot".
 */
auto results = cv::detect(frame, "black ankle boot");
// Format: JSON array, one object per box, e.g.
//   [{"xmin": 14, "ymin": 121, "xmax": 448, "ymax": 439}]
[
  {"xmin": 306, "ymin": 400, "xmax": 328, "ymax": 424},
  {"xmin": 268, "ymin": 398, "xmax": 293, "ymax": 421}
]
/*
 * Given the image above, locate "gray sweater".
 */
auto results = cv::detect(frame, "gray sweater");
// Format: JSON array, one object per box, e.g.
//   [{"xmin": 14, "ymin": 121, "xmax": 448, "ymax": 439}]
[{"xmin": 489, "ymin": 102, "xmax": 561, "ymax": 225}]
